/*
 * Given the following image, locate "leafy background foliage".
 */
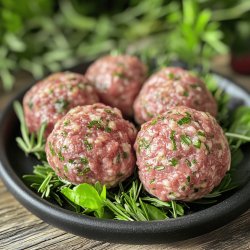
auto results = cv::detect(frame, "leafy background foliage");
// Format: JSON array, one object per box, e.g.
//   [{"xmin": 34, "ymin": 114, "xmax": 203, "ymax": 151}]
[{"xmin": 1, "ymin": 0, "xmax": 250, "ymax": 91}]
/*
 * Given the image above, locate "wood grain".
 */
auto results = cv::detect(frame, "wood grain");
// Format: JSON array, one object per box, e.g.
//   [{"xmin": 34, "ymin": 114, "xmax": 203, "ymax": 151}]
[{"xmin": 0, "ymin": 56, "xmax": 250, "ymax": 249}]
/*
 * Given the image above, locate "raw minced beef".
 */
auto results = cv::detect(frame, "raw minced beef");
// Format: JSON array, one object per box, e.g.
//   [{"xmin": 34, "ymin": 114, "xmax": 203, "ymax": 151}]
[
  {"xmin": 133, "ymin": 67, "xmax": 217, "ymax": 124},
  {"xmin": 134, "ymin": 106, "xmax": 231, "ymax": 202},
  {"xmin": 86, "ymin": 54, "xmax": 147, "ymax": 117},
  {"xmin": 45, "ymin": 103, "xmax": 137, "ymax": 187},
  {"xmin": 23, "ymin": 72, "xmax": 99, "ymax": 138}
]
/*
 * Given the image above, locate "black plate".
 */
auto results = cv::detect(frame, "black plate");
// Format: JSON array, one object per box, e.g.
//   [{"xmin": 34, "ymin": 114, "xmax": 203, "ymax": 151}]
[{"xmin": 0, "ymin": 64, "xmax": 250, "ymax": 244}]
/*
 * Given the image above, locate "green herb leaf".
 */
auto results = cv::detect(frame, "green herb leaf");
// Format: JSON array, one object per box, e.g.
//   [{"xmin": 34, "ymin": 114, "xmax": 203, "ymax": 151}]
[
  {"xmin": 138, "ymin": 138, "xmax": 150, "ymax": 152},
  {"xmin": 154, "ymin": 166, "xmax": 165, "ymax": 171},
  {"xmin": 169, "ymin": 158, "xmax": 178, "ymax": 166},
  {"xmin": 80, "ymin": 157, "xmax": 89, "ymax": 165},
  {"xmin": 170, "ymin": 130, "xmax": 177, "ymax": 150},
  {"xmin": 143, "ymin": 203, "xmax": 167, "ymax": 220},
  {"xmin": 181, "ymin": 134, "xmax": 192, "ymax": 145},
  {"xmin": 61, "ymin": 183, "xmax": 106, "ymax": 218},
  {"xmin": 83, "ymin": 139, "xmax": 93, "ymax": 150},
  {"xmin": 193, "ymin": 139, "xmax": 201, "ymax": 149},
  {"xmin": 87, "ymin": 119, "xmax": 103, "ymax": 129},
  {"xmin": 177, "ymin": 116, "xmax": 191, "ymax": 126}
]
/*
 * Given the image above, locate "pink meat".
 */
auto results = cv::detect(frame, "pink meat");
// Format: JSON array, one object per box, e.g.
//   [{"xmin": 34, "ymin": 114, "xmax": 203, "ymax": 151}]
[
  {"xmin": 133, "ymin": 67, "xmax": 217, "ymax": 124},
  {"xmin": 86, "ymin": 54, "xmax": 147, "ymax": 117},
  {"xmin": 134, "ymin": 106, "xmax": 230, "ymax": 202},
  {"xmin": 45, "ymin": 103, "xmax": 137, "ymax": 187},
  {"xmin": 23, "ymin": 72, "xmax": 99, "ymax": 138}
]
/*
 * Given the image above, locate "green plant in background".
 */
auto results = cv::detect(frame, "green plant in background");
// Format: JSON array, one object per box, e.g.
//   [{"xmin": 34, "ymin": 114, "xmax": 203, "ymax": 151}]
[
  {"xmin": 171, "ymin": 0, "xmax": 228, "ymax": 70},
  {"xmin": 2, "ymin": 0, "xmax": 249, "ymax": 91},
  {"xmin": 203, "ymin": 0, "xmax": 250, "ymax": 55}
]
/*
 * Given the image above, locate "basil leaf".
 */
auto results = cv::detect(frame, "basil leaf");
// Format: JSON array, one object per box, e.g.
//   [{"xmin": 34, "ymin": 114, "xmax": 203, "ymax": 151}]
[
  {"xmin": 61, "ymin": 183, "xmax": 106, "ymax": 218},
  {"xmin": 144, "ymin": 203, "xmax": 167, "ymax": 220}
]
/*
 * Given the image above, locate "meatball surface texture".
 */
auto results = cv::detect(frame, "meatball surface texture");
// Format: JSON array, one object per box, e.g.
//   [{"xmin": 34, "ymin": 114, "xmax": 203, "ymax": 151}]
[
  {"xmin": 46, "ymin": 103, "xmax": 137, "ymax": 187},
  {"xmin": 86, "ymin": 54, "xmax": 147, "ymax": 117},
  {"xmin": 134, "ymin": 106, "xmax": 230, "ymax": 201},
  {"xmin": 133, "ymin": 67, "xmax": 217, "ymax": 124},
  {"xmin": 23, "ymin": 72, "xmax": 99, "ymax": 137}
]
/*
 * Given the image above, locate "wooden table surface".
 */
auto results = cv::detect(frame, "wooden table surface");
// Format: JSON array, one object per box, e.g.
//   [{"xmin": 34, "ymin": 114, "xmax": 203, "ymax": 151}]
[{"xmin": 0, "ymin": 56, "xmax": 250, "ymax": 250}]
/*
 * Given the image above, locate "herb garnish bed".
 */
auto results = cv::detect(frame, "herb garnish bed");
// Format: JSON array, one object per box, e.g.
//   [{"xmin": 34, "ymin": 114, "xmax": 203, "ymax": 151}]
[{"xmin": 14, "ymin": 74, "xmax": 250, "ymax": 222}]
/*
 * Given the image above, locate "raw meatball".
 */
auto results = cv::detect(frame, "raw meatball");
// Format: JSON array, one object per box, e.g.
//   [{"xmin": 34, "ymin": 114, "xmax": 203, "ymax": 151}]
[
  {"xmin": 45, "ymin": 103, "xmax": 137, "ymax": 187},
  {"xmin": 86, "ymin": 54, "xmax": 147, "ymax": 117},
  {"xmin": 23, "ymin": 72, "xmax": 99, "ymax": 138},
  {"xmin": 134, "ymin": 106, "xmax": 230, "ymax": 202},
  {"xmin": 133, "ymin": 67, "xmax": 217, "ymax": 124}
]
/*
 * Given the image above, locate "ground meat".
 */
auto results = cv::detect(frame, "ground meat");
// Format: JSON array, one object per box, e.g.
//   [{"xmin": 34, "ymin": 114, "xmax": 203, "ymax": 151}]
[
  {"xmin": 85, "ymin": 54, "xmax": 147, "ymax": 117},
  {"xmin": 23, "ymin": 72, "xmax": 99, "ymax": 138},
  {"xmin": 45, "ymin": 103, "xmax": 137, "ymax": 187},
  {"xmin": 133, "ymin": 67, "xmax": 217, "ymax": 124},
  {"xmin": 134, "ymin": 106, "xmax": 230, "ymax": 202}
]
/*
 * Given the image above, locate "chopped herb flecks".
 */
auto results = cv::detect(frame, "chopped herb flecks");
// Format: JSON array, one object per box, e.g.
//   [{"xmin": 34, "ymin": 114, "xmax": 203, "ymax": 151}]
[
  {"xmin": 181, "ymin": 134, "xmax": 192, "ymax": 145},
  {"xmin": 64, "ymin": 120, "xmax": 70, "ymax": 126},
  {"xmin": 61, "ymin": 130, "xmax": 68, "ymax": 137},
  {"xmin": 177, "ymin": 116, "xmax": 191, "ymax": 126},
  {"xmin": 84, "ymin": 140, "xmax": 93, "ymax": 150},
  {"xmin": 104, "ymin": 109, "xmax": 112, "ymax": 114},
  {"xmin": 198, "ymin": 131, "xmax": 205, "ymax": 137},
  {"xmin": 190, "ymin": 84, "xmax": 199, "ymax": 89},
  {"xmin": 138, "ymin": 138, "xmax": 150, "ymax": 152},
  {"xmin": 205, "ymin": 143, "xmax": 210, "ymax": 153},
  {"xmin": 87, "ymin": 119, "xmax": 103, "ymax": 129},
  {"xmin": 113, "ymin": 72, "xmax": 126, "ymax": 78},
  {"xmin": 168, "ymin": 72, "xmax": 175, "ymax": 79},
  {"xmin": 150, "ymin": 179, "xmax": 155, "ymax": 184},
  {"xmin": 185, "ymin": 159, "xmax": 192, "ymax": 167},
  {"xmin": 185, "ymin": 158, "xmax": 197, "ymax": 167},
  {"xmin": 49, "ymin": 142, "xmax": 56, "ymax": 156},
  {"xmin": 151, "ymin": 118, "xmax": 158, "ymax": 125},
  {"xmin": 193, "ymin": 139, "xmax": 201, "ymax": 149},
  {"xmin": 116, "ymin": 153, "xmax": 121, "ymax": 163},
  {"xmin": 58, "ymin": 150, "xmax": 64, "ymax": 161},
  {"xmin": 183, "ymin": 91, "xmax": 189, "ymax": 97},
  {"xmin": 80, "ymin": 157, "xmax": 89, "ymax": 165},
  {"xmin": 168, "ymin": 72, "xmax": 180, "ymax": 80},
  {"xmin": 55, "ymin": 98, "xmax": 69, "ymax": 113},
  {"xmin": 28, "ymin": 101, "xmax": 33, "ymax": 109},
  {"xmin": 64, "ymin": 165, "xmax": 68, "ymax": 173},
  {"xmin": 82, "ymin": 168, "xmax": 90, "ymax": 174},
  {"xmin": 122, "ymin": 151, "xmax": 128, "ymax": 159},
  {"xmin": 154, "ymin": 166, "xmax": 165, "ymax": 171},
  {"xmin": 77, "ymin": 167, "xmax": 91, "ymax": 176},
  {"xmin": 170, "ymin": 130, "xmax": 177, "ymax": 150},
  {"xmin": 105, "ymin": 126, "xmax": 112, "ymax": 133},
  {"xmin": 169, "ymin": 158, "xmax": 178, "ymax": 166}
]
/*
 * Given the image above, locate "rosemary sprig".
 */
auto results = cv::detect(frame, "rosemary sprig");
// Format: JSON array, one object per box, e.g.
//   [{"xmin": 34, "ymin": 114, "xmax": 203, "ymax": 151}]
[
  {"xmin": 225, "ymin": 132, "xmax": 250, "ymax": 142},
  {"xmin": 14, "ymin": 101, "xmax": 47, "ymax": 160},
  {"xmin": 23, "ymin": 163, "xmax": 71, "ymax": 204}
]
